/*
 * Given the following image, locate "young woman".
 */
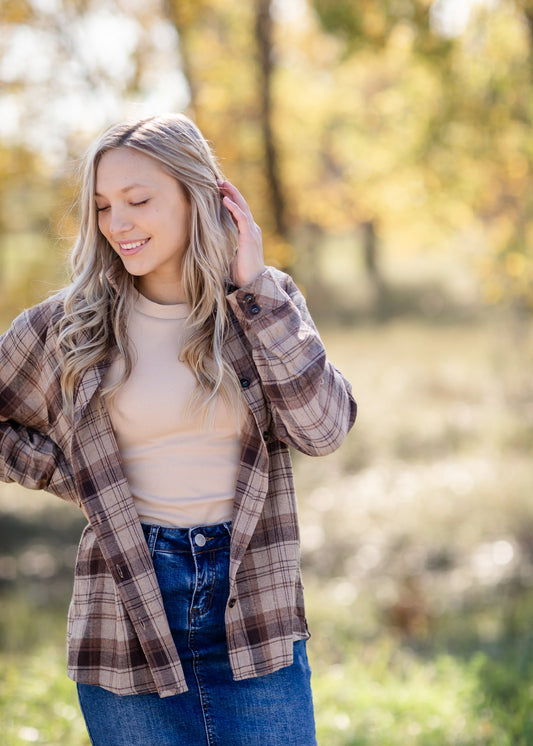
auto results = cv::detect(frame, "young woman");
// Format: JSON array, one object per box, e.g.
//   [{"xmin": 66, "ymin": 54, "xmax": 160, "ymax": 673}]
[{"xmin": 0, "ymin": 114, "xmax": 356, "ymax": 745}]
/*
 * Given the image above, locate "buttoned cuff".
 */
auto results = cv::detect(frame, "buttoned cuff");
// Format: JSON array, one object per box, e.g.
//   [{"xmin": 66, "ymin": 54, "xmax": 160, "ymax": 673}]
[{"xmin": 226, "ymin": 267, "xmax": 290, "ymax": 324}]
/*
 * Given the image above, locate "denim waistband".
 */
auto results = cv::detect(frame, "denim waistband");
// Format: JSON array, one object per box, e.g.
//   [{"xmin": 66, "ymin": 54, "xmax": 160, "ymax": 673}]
[{"xmin": 141, "ymin": 522, "xmax": 232, "ymax": 556}]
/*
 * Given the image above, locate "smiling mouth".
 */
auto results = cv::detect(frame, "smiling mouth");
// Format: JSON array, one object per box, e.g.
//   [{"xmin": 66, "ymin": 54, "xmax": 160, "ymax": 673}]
[{"xmin": 118, "ymin": 238, "xmax": 150, "ymax": 255}]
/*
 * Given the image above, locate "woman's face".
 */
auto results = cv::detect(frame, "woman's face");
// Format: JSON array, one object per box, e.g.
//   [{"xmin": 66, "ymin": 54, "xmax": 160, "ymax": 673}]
[{"xmin": 95, "ymin": 146, "xmax": 190, "ymax": 304}]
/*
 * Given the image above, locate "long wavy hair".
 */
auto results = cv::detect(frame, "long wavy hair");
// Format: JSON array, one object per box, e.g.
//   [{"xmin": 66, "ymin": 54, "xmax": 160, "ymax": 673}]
[{"xmin": 57, "ymin": 113, "xmax": 242, "ymax": 421}]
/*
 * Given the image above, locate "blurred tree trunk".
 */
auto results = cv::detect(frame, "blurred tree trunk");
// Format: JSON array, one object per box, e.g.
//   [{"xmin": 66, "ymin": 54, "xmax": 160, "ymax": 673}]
[
  {"xmin": 362, "ymin": 220, "xmax": 381, "ymax": 286},
  {"xmin": 163, "ymin": 0, "xmax": 200, "ymax": 122},
  {"xmin": 522, "ymin": 4, "xmax": 533, "ymax": 52},
  {"xmin": 254, "ymin": 0, "xmax": 288, "ymax": 241}
]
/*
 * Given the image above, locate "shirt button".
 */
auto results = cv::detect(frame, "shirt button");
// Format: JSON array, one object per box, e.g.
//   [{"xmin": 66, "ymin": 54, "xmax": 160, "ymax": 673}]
[
  {"xmin": 262, "ymin": 431, "xmax": 269, "ymax": 441},
  {"xmin": 228, "ymin": 598, "xmax": 237, "ymax": 608},
  {"xmin": 244, "ymin": 293, "xmax": 255, "ymax": 304},
  {"xmin": 249, "ymin": 304, "xmax": 261, "ymax": 315},
  {"xmin": 240, "ymin": 378, "xmax": 250, "ymax": 389},
  {"xmin": 194, "ymin": 534, "xmax": 207, "ymax": 547}
]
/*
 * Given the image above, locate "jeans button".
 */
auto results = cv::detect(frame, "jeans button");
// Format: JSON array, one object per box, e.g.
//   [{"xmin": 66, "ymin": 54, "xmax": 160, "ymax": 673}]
[{"xmin": 195, "ymin": 534, "xmax": 207, "ymax": 547}]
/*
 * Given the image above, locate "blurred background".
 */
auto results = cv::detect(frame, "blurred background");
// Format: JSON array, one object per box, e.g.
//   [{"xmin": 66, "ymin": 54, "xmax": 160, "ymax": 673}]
[{"xmin": 1, "ymin": 0, "xmax": 533, "ymax": 743}]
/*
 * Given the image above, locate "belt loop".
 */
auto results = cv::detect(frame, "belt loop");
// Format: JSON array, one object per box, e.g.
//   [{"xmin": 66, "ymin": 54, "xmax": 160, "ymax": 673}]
[{"xmin": 146, "ymin": 525, "xmax": 160, "ymax": 557}]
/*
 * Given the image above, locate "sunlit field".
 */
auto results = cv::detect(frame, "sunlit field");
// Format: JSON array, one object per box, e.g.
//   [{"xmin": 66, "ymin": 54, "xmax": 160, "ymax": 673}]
[
  {"xmin": 300, "ymin": 316, "xmax": 533, "ymax": 744},
  {"xmin": 3, "ymin": 0, "xmax": 533, "ymax": 741},
  {"xmin": 1, "ymin": 310, "xmax": 532, "ymax": 745}
]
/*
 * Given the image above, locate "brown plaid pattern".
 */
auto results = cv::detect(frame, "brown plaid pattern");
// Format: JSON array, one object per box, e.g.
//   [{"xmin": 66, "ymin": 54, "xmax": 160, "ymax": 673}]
[{"xmin": 0, "ymin": 267, "xmax": 356, "ymax": 697}]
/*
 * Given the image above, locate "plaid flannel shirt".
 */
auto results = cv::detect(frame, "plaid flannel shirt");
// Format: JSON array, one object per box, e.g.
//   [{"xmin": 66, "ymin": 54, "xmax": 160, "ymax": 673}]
[{"xmin": 0, "ymin": 267, "xmax": 356, "ymax": 697}]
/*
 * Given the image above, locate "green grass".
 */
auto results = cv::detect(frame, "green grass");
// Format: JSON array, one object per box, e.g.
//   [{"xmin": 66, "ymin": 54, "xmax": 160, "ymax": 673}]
[
  {"xmin": 310, "ymin": 642, "xmax": 510, "ymax": 746},
  {"xmin": 1, "ymin": 314, "xmax": 532, "ymax": 744},
  {"xmin": 1, "ymin": 649, "xmax": 90, "ymax": 746}
]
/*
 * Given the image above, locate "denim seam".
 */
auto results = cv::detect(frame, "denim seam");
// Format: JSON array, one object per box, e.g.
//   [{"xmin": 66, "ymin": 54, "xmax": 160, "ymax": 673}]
[
  {"xmin": 187, "ymin": 535, "xmax": 216, "ymax": 745},
  {"xmin": 146, "ymin": 525, "xmax": 160, "ymax": 557}
]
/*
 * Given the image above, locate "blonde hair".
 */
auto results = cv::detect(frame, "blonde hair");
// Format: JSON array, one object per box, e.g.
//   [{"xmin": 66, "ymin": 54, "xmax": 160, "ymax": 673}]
[{"xmin": 57, "ymin": 113, "xmax": 242, "ymax": 420}]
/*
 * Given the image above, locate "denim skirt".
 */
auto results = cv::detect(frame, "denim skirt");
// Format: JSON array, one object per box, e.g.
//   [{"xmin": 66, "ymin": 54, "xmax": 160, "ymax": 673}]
[{"xmin": 77, "ymin": 522, "xmax": 317, "ymax": 746}]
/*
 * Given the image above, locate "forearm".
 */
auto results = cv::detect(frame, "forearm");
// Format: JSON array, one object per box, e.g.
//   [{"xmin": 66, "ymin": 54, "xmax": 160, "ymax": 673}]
[
  {"xmin": 0, "ymin": 420, "xmax": 75, "ymax": 496},
  {"xmin": 227, "ymin": 268, "xmax": 357, "ymax": 454}
]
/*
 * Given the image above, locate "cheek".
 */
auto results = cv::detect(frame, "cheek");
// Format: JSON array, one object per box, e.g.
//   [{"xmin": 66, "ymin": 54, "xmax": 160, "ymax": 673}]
[
  {"xmin": 177, "ymin": 209, "xmax": 191, "ymax": 241},
  {"xmin": 97, "ymin": 215, "xmax": 110, "ymax": 237}
]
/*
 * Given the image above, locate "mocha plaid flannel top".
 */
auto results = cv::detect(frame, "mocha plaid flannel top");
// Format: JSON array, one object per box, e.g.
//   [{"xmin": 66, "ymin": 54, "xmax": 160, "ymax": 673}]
[{"xmin": 0, "ymin": 267, "xmax": 356, "ymax": 697}]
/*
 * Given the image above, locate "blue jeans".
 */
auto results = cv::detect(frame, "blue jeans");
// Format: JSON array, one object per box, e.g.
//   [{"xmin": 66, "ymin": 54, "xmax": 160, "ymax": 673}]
[{"xmin": 77, "ymin": 522, "xmax": 317, "ymax": 745}]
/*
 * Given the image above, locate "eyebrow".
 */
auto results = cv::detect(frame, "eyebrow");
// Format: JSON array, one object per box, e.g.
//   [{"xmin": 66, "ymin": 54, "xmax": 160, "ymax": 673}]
[{"xmin": 94, "ymin": 183, "xmax": 151, "ymax": 198}]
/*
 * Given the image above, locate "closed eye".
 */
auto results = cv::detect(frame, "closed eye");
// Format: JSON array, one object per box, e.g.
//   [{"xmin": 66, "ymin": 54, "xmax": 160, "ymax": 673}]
[{"xmin": 95, "ymin": 200, "xmax": 148, "ymax": 212}]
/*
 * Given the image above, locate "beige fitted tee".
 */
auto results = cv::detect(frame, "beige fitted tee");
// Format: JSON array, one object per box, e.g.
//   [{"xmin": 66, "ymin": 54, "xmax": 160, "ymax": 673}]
[{"xmin": 104, "ymin": 291, "xmax": 244, "ymax": 528}]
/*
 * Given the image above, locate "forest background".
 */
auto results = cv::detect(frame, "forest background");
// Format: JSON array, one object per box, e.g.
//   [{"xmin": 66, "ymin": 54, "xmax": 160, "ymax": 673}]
[{"xmin": 1, "ymin": 0, "xmax": 533, "ymax": 743}]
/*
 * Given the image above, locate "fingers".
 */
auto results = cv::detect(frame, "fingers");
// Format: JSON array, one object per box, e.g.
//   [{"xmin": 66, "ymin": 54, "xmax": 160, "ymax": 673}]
[
  {"xmin": 219, "ymin": 186, "xmax": 251, "ymax": 234},
  {"xmin": 217, "ymin": 180, "xmax": 249, "ymax": 214},
  {"xmin": 216, "ymin": 180, "xmax": 264, "ymax": 286},
  {"xmin": 222, "ymin": 196, "xmax": 246, "ymax": 233},
  {"xmin": 217, "ymin": 179, "xmax": 239, "ymax": 197}
]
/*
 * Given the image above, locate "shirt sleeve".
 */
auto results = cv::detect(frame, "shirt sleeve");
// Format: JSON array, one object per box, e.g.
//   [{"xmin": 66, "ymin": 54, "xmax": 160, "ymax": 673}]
[
  {"xmin": 0, "ymin": 306, "xmax": 77, "ymax": 501},
  {"xmin": 226, "ymin": 267, "xmax": 357, "ymax": 456}
]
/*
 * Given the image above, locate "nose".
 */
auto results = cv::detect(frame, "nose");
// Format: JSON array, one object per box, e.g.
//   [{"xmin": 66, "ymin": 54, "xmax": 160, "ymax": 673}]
[{"xmin": 108, "ymin": 207, "xmax": 134, "ymax": 236}]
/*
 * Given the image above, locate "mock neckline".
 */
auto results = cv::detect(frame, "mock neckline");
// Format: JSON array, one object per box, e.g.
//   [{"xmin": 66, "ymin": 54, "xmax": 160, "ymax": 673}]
[{"xmin": 133, "ymin": 290, "xmax": 189, "ymax": 320}]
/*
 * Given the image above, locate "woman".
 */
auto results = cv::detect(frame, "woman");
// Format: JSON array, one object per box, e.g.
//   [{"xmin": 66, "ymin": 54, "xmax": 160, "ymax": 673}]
[{"xmin": 0, "ymin": 114, "xmax": 356, "ymax": 745}]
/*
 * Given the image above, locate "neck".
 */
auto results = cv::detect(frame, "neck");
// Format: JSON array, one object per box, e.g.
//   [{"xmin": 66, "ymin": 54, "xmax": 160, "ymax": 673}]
[{"xmin": 135, "ymin": 277, "xmax": 186, "ymax": 305}]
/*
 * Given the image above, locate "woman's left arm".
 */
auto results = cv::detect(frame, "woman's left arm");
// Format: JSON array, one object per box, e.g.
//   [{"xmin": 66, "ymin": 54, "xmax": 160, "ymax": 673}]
[{"xmin": 221, "ymin": 181, "xmax": 357, "ymax": 456}]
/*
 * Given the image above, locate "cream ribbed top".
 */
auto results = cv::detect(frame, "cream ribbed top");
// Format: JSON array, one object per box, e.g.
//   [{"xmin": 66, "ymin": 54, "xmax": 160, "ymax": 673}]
[{"xmin": 104, "ymin": 291, "xmax": 243, "ymax": 528}]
